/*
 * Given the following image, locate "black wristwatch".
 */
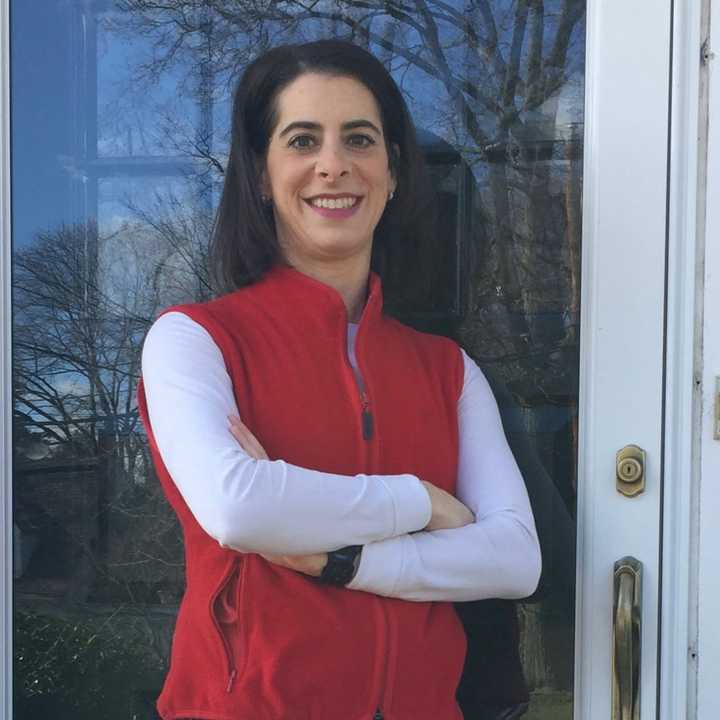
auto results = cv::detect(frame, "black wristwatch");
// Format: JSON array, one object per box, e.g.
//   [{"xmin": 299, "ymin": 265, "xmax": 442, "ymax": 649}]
[{"xmin": 319, "ymin": 545, "xmax": 363, "ymax": 586}]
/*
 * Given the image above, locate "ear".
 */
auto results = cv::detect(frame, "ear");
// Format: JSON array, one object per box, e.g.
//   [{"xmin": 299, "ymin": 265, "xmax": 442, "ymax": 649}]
[{"xmin": 389, "ymin": 175, "xmax": 398, "ymax": 197}]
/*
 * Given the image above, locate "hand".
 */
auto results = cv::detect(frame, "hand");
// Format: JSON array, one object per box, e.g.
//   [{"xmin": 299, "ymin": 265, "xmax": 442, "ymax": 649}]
[
  {"xmin": 227, "ymin": 415, "xmax": 328, "ymax": 578},
  {"xmin": 421, "ymin": 481, "xmax": 475, "ymax": 531},
  {"xmin": 228, "ymin": 415, "xmax": 269, "ymax": 460},
  {"xmin": 258, "ymin": 552, "xmax": 328, "ymax": 578}
]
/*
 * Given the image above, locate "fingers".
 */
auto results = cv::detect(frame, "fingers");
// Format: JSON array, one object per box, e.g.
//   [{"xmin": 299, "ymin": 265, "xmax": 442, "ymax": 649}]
[
  {"xmin": 424, "ymin": 481, "xmax": 475, "ymax": 531},
  {"xmin": 446, "ymin": 496, "xmax": 474, "ymax": 528},
  {"xmin": 259, "ymin": 552, "xmax": 327, "ymax": 578},
  {"xmin": 228, "ymin": 417, "xmax": 253, "ymax": 453},
  {"xmin": 228, "ymin": 415, "xmax": 269, "ymax": 460},
  {"xmin": 459, "ymin": 503, "xmax": 475, "ymax": 526},
  {"xmin": 229, "ymin": 418, "xmax": 267, "ymax": 459}
]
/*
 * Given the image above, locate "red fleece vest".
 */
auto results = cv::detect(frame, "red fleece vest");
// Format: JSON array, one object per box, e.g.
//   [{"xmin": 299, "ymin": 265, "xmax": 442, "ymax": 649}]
[{"xmin": 137, "ymin": 265, "xmax": 466, "ymax": 720}]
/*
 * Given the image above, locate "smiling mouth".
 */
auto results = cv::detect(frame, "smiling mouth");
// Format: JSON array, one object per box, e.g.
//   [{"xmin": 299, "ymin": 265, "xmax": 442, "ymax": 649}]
[{"xmin": 306, "ymin": 196, "xmax": 360, "ymax": 210}]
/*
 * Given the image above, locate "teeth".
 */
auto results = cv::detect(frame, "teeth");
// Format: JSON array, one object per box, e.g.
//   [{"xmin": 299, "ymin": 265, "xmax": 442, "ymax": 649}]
[{"xmin": 310, "ymin": 196, "xmax": 358, "ymax": 209}]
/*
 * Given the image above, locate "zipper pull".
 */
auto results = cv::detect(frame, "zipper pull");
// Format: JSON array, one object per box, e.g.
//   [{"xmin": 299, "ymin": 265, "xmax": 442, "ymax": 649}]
[
  {"xmin": 361, "ymin": 392, "xmax": 374, "ymax": 440},
  {"xmin": 226, "ymin": 668, "xmax": 237, "ymax": 693},
  {"xmin": 373, "ymin": 710, "xmax": 384, "ymax": 720}
]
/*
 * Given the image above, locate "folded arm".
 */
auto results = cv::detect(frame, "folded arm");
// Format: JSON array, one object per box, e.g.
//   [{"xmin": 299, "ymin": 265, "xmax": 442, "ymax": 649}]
[
  {"xmin": 141, "ymin": 312, "xmax": 431, "ymax": 555},
  {"xmin": 346, "ymin": 351, "xmax": 542, "ymax": 602}
]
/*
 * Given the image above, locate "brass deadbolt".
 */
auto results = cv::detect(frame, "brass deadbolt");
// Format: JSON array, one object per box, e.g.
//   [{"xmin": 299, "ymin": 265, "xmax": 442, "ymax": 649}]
[
  {"xmin": 616, "ymin": 445, "xmax": 646, "ymax": 497},
  {"xmin": 618, "ymin": 458, "xmax": 642, "ymax": 483}
]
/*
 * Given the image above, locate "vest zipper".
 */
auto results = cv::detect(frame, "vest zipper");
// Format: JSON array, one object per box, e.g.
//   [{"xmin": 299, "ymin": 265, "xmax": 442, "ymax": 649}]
[
  {"xmin": 360, "ymin": 390, "xmax": 374, "ymax": 440},
  {"xmin": 226, "ymin": 668, "xmax": 237, "ymax": 693},
  {"xmin": 210, "ymin": 557, "xmax": 241, "ymax": 694},
  {"xmin": 351, "ymin": 321, "xmax": 383, "ymax": 715},
  {"xmin": 346, "ymin": 320, "xmax": 373, "ymax": 442},
  {"xmin": 373, "ymin": 599, "xmax": 391, "ymax": 720}
]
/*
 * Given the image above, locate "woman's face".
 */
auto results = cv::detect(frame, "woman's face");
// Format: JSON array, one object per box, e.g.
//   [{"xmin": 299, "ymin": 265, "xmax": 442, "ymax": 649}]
[{"xmin": 261, "ymin": 72, "xmax": 397, "ymax": 268}]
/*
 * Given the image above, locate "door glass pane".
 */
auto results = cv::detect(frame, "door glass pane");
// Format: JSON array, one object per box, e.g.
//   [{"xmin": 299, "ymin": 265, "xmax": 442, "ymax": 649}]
[{"xmin": 11, "ymin": 2, "xmax": 584, "ymax": 718}]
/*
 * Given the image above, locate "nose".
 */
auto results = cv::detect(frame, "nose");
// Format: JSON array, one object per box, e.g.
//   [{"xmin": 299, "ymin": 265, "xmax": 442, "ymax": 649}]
[{"xmin": 315, "ymin": 142, "xmax": 350, "ymax": 180}]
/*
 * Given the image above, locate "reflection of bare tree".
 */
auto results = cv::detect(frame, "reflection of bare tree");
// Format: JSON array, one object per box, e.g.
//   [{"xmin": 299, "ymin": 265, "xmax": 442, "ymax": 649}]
[
  {"xmin": 12, "ymin": 220, "xmax": 190, "ymax": 715},
  {"xmin": 12, "ymin": 219, "xmax": 197, "ymax": 606},
  {"xmin": 123, "ymin": 190, "xmax": 216, "ymax": 303},
  {"xmin": 14, "ymin": 222, "xmax": 148, "ymax": 457},
  {"xmin": 112, "ymin": 0, "xmax": 584, "ymax": 397}
]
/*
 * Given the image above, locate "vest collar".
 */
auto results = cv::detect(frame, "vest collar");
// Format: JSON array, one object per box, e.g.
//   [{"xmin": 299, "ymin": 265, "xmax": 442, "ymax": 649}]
[{"xmin": 260, "ymin": 263, "xmax": 385, "ymax": 333}]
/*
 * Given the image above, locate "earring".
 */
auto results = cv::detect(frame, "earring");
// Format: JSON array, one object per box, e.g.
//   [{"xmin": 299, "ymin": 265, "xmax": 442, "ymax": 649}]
[
  {"xmin": 388, "ymin": 190, "xmax": 395, "ymax": 200},
  {"xmin": 260, "ymin": 193, "xmax": 272, "ymax": 205}
]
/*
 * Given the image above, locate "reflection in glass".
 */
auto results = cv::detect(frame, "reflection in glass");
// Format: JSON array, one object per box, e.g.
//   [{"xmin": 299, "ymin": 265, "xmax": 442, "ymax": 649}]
[
  {"xmin": 12, "ymin": 2, "xmax": 584, "ymax": 718},
  {"xmin": 97, "ymin": 13, "xmax": 200, "ymax": 159}
]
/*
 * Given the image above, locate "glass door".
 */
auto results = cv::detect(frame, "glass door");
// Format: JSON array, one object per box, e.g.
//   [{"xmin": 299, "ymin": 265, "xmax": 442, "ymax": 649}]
[{"xmin": 6, "ymin": 2, "xmax": 669, "ymax": 719}]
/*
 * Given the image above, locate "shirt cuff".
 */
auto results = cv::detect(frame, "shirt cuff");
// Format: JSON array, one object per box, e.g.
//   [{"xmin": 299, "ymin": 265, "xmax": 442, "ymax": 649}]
[
  {"xmin": 380, "ymin": 475, "xmax": 431, "ymax": 536},
  {"xmin": 347, "ymin": 534, "xmax": 412, "ymax": 596}
]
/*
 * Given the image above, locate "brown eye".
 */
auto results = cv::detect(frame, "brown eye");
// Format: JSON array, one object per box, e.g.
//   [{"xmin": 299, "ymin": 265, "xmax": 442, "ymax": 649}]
[
  {"xmin": 347, "ymin": 134, "xmax": 375, "ymax": 148},
  {"xmin": 288, "ymin": 135, "xmax": 317, "ymax": 150}
]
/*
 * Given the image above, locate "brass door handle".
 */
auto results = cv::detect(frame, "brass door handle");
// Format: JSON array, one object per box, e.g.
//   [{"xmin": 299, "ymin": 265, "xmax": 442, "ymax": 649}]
[{"xmin": 612, "ymin": 557, "xmax": 642, "ymax": 720}]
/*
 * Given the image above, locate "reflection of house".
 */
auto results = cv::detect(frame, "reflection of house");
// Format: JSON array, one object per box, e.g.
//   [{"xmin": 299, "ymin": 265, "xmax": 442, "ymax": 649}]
[
  {"xmin": 14, "ymin": 446, "xmax": 184, "ymax": 606},
  {"xmin": 483, "ymin": 122, "xmax": 583, "ymax": 164},
  {"xmin": 14, "ymin": 458, "xmax": 100, "ymax": 592}
]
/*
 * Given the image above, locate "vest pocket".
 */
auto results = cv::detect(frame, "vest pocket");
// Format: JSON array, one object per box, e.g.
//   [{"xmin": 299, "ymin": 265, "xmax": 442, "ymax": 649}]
[{"xmin": 210, "ymin": 555, "xmax": 247, "ymax": 693}]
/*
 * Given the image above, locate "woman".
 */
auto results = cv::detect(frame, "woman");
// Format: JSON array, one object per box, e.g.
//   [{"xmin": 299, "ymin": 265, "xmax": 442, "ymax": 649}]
[{"xmin": 138, "ymin": 39, "xmax": 541, "ymax": 720}]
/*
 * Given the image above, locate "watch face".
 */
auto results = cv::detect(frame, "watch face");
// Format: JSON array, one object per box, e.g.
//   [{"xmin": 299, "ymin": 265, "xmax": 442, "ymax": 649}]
[{"xmin": 321, "ymin": 546, "xmax": 362, "ymax": 586}]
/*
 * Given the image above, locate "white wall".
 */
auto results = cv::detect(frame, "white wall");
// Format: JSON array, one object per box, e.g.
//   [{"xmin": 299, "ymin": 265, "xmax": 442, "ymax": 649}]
[{"xmin": 697, "ymin": 0, "xmax": 720, "ymax": 716}]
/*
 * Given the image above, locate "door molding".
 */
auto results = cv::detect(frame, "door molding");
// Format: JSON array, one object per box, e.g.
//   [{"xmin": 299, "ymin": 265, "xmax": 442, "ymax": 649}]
[
  {"xmin": 662, "ymin": 0, "xmax": 706, "ymax": 718},
  {"xmin": 0, "ymin": 1, "xmax": 12, "ymax": 719},
  {"xmin": 696, "ymin": 0, "xmax": 720, "ymax": 716},
  {"xmin": 576, "ymin": 1, "xmax": 672, "ymax": 718}
]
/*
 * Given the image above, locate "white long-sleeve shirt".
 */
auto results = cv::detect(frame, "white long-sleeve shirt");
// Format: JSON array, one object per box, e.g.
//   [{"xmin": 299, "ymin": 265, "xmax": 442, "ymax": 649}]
[{"xmin": 141, "ymin": 311, "xmax": 541, "ymax": 602}]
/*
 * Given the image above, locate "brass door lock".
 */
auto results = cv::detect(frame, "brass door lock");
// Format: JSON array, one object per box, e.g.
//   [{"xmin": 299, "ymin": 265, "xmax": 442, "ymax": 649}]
[{"xmin": 616, "ymin": 445, "xmax": 646, "ymax": 497}]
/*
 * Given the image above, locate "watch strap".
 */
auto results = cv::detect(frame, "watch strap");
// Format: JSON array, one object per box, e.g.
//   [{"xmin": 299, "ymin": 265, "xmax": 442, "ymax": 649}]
[{"xmin": 319, "ymin": 545, "xmax": 362, "ymax": 586}]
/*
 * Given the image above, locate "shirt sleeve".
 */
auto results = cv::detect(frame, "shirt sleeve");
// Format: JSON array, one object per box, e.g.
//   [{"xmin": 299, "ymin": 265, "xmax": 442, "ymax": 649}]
[
  {"xmin": 346, "ymin": 349, "xmax": 542, "ymax": 601},
  {"xmin": 140, "ymin": 311, "xmax": 432, "ymax": 555}
]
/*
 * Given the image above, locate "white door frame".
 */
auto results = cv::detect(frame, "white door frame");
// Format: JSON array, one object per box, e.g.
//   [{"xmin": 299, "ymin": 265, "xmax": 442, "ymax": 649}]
[
  {"xmin": 576, "ymin": 0, "xmax": 701, "ymax": 719},
  {"xmin": 576, "ymin": 1, "xmax": 668, "ymax": 717},
  {"xmin": 0, "ymin": 1, "xmax": 705, "ymax": 720},
  {"xmin": 661, "ymin": 0, "xmax": 706, "ymax": 718},
  {"xmin": 696, "ymin": 0, "xmax": 720, "ymax": 716}
]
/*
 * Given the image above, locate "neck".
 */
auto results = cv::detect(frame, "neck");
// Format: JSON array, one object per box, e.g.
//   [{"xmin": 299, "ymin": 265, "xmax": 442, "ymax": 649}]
[{"xmin": 280, "ymin": 254, "xmax": 371, "ymax": 323}]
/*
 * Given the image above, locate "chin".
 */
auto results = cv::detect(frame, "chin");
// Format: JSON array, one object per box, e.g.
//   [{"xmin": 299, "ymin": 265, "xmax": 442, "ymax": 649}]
[
  {"xmin": 303, "ymin": 230, "xmax": 371, "ymax": 256},
  {"xmin": 317, "ymin": 241, "xmax": 370, "ymax": 260},
  {"xmin": 280, "ymin": 222, "xmax": 374, "ymax": 262}
]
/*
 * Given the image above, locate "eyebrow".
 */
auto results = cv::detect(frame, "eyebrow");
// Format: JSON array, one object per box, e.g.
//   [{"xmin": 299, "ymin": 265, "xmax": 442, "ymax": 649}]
[{"xmin": 277, "ymin": 119, "xmax": 383, "ymax": 138}]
